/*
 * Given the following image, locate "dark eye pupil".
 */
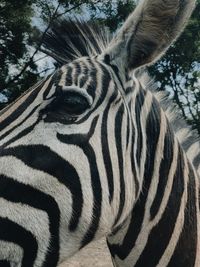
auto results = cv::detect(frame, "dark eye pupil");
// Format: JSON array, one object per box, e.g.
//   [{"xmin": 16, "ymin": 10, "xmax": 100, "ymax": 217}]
[{"xmin": 61, "ymin": 92, "xmax": 90, "ymax": 115}]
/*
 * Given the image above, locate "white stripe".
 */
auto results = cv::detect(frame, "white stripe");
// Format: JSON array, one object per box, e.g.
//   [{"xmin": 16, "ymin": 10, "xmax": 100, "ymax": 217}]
[
  {"xmin": 0, "ymin": 241, "xmax": 23, "ymax": 266},
  {"xmin": 156, "ymin": 154, "xmax": 189, "ymax": 266},
  {"xmin": 0, "ymin": 76, "xmax": 53, "ymax": 144},
  {"xmin": 0, "ymin": 198, "xmax": 49, "ymax": 267}
]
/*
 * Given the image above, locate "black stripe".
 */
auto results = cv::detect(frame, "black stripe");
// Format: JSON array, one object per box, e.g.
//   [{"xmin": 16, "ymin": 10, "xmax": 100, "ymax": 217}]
[
  {"xmin": 150, "ymin": 122, "xmax": 174, "ymax": 219},
  {"xmin": 101, "ymin": 94, "xmax": 117, "ymax": 203},
  {"xmin": 80, "ymin": 142, "xmax": 102, "ymax": 247},
  {"xmin": 125, "ymin": 86, "xmax": 134, "ymax": 95},
  {"xmin": 0, "ymin": 175, "xmax": 60, "ymax": 267},
  {"xmin": 0, "ymin": 217, "xmax": 38, "ymax": 267},
  {"xmin": 129, "ymin": 102, "xmax": 139, "ymax": 197},
  {"xmin": 0, "ymin": 105, "xmax": 39, "ymax": 142},
  {"xmin": 2, "ymin": 117, "xmax": 41, "ymax": 148},
  {"xmin": 113, "ymin": 105, "xmax": 126, "ymax": 226},
  {"xmin": 126, "ymin": 112, "xmax": 130, "ymax": 150},
  {"xmin": 103, "ymin": 55, "xmax": 125, "ymax": 92},
  {"xmin": 0, "ymin": 79, "xmax": 45, "ymax": 132},
  {"xmin": 77, "ymin": 63, "xmax": 111, "ymax": 124},
  {"xmin": 65, "ymin": 66, "xmax": 73, "ymax": 86},
  {"xmin": 135, "ymin": 89, "xmax": 146, "ymax": 166},
  {"xmin": 0, "ymin": 261, "xmax": 10, "ymax": 267},
  {"xmin": 73, "ymin": 62, "xmax": 81, "ymax": 85},
  {"xmin": 134, "ymin": 146, "xmax": 185, "ymax": 267},
  {"xmin": 168, "ymin": 164, "xmax": 197, "ymax": 267},
  {"xmin": 43, "ymin": 71, "xmax": 62, "ymax": 100},
  {"xmin": 85, "ymin": 60, "xmax": 97, "ymax": 100},
  {"xmin": 57, "ymin": 116, "xmax": 102, "ymax": 247},
  {"xmin": 1, "ymin": 145, "xmax": 83, "ymax": 233},
  {"xmin": 108, "ymin": 97, "xmax": 161, "ymax": 259},
  {"xmin": 79, "ymin": 62, "xmax": 89, "ymax": 88}
]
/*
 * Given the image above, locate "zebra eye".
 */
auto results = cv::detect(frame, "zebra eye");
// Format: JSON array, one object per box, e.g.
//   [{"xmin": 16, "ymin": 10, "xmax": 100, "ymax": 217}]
[
  {"xmin": 59, "ymin": 91, "xmax": 90, "ymax": 115},
  {"xmin": 41, "ymin": 90, "xmax": 91, "ymax": 124}
]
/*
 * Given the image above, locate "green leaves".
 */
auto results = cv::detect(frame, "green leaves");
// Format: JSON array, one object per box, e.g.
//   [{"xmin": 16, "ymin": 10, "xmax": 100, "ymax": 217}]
[
  {"xmin": 0, "ymin": 0, "xmax": 37, "ymax": 100},
  {"xmin": 149, "ymin": 0, "xmax": 200, "ymax": 133}
]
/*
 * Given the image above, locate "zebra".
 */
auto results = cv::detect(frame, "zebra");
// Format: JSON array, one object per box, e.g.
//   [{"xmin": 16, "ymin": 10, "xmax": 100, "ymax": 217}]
[{"xmin": 0, "ymin": 0, "xmax": 199, "ymax": 266}]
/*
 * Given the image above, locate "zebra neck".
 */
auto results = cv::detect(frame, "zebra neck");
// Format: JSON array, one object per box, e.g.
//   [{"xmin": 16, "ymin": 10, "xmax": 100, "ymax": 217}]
[{"xmin": 110, "ymin": 86, "xmax": 200, "ymax": 266}]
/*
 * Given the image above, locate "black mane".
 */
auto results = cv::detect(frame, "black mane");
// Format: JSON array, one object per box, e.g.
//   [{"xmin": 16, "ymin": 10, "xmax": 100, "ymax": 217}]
[{"xmin": 42, "ymin": 19, "xmax": 111, "ymax": 65}]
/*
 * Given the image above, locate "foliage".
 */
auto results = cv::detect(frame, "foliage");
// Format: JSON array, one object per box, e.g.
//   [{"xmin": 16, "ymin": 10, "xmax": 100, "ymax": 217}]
[
  {"xmin": 0, "ymin": 0, "xmax": 39, "ymax": 107},
  {"xmin": 87, "ymin": 0, "xmax": 135, "ymax": 30},
  {"xmin": 149, "ymin": 0, "xmax": 200, "ymax": 133}
]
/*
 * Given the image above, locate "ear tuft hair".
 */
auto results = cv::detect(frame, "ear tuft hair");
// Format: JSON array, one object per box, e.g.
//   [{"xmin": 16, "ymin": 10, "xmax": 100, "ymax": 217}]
[{"xmin": 41, "ymin": 19, "xmax": 112, "ymax": 65}]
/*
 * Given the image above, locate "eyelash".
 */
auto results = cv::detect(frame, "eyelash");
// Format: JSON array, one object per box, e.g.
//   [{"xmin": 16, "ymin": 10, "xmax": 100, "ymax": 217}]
[{"xmin": 41, "ymin": 90, "xmax": 91, "ymax": 123}]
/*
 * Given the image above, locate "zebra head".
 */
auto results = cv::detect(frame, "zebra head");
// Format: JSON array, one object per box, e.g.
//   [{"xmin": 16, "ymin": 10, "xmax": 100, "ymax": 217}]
[{"xmin": 0, "ymin": 0, "xmax": 197, "ymax": 267}]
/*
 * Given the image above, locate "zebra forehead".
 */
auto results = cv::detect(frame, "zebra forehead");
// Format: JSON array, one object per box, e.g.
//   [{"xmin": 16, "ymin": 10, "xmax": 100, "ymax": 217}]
[{"xmin": 57, "ymin": 58, "xmax": 116, "ymax": 90}]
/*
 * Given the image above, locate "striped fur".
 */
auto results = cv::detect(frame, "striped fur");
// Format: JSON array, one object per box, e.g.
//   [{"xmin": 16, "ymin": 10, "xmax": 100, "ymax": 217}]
[{"xmin": 0, "ymin": 0, "xmax": 199, "ymax": 266}]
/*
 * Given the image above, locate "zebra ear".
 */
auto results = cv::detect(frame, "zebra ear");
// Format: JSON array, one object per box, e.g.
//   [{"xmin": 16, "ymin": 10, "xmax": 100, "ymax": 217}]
[{"xmin": 104, "ymin": 0, "xmax": 196, "ymax": 70}]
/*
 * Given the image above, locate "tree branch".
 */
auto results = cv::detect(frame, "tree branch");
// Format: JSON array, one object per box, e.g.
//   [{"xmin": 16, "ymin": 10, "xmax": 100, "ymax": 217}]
[
  {"xmin": 33, "ymin": 54, "xmax": 48, "ymax": 64},
  {"xmin": 38, "ymin": 67, "xmax": 55, "ymax": 75},
  {"xmin": 170, "ymin": 72, "xmax": 187, "ymax": 120},
  {"xmin": 4, "ymin": 1, "xmax": 89, "ymax": 88}
]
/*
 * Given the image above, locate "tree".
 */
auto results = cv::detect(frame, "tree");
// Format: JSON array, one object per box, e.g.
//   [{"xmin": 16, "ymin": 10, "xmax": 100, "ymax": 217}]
[
  {"xmin": 87, "ymin": 0, "xmax": 135, "ymax": 31},
  {"xmin": 149, "ymin": 0, "xmax": 200, "ymax": 133},
  {"xmin": 0, "ymin": 0, "xmax": 39, "ymax": 107}
]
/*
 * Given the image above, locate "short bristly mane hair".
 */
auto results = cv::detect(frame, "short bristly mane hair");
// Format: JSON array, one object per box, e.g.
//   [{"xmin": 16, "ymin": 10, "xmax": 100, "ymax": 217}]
[
  {"xmin": 42, "ymin": 19, "xmax": 200, "ymax": 174},
  {"xmin": 42, "ymin": 19, "xmax": 112, "ymax": 65}
]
